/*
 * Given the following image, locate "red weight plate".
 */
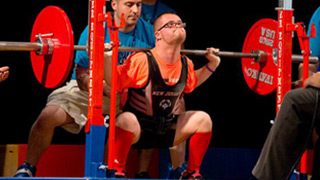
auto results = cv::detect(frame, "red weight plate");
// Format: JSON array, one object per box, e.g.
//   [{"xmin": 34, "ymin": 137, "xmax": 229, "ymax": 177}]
[
  {"xmin": 30, "ymin": 6, "xmax": 74, "ymax": 88},
  {"xmin": 242, "ymin": 19, "xmax": 278, "ymax": 95}
]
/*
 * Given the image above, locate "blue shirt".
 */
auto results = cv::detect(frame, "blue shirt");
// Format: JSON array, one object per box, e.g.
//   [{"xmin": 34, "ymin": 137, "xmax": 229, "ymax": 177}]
[
  {"xmin": 308, "ymin": 6, "xmax": 320, "ymax": 62},
  {"xmin": 71, "ymin": 18, "xmax": 155, "ymax": 79},
  {"xmin": 141, "ymin": 1, "xmax": 176, "ymax": 24}
]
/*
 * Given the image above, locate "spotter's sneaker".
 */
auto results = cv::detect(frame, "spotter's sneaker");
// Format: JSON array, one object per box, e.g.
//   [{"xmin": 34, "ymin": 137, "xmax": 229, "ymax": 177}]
[
  {"xmin": 168, "ymin": 162, "xmax": 187, "ymax": 179},
  {"xmin": 14, "ymin": 162, "xmax": 36, "ymax": 177}
]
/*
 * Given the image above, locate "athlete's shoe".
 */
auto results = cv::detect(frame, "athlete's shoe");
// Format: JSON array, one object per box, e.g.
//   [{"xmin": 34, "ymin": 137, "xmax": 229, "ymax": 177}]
[
  {"xmin": 180, "ymin": 170, "xmax": 203, "ymax": 180},
  {"xmin": 13, "ymin": 162, "xmax": 36, "ymax": 177},
  {"xmin": 115, "ymin": 170, "xmax": 126, "ymax": 178}
]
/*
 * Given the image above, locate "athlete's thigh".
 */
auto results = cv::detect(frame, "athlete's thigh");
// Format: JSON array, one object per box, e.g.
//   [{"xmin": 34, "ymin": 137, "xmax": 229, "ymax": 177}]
[{"xmin": 173, "ymin": 111, "xmax": 202, "ymax": 146}]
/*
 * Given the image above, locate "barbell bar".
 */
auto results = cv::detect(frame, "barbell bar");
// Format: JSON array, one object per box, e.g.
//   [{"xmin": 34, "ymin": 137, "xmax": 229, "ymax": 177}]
[{"xmin": 0, "ymin": 41, "xmax": 318, "ymax": 64}]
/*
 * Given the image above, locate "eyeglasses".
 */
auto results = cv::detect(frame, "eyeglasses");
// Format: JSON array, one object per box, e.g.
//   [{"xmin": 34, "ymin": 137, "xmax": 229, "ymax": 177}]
[{"xmin": 157, "ymin": 21, "xmax": 186, "ymax": 31}]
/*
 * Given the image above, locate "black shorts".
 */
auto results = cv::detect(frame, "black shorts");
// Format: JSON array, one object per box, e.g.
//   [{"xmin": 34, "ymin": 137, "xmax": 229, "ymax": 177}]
[
  {"xmin": 131, "ymin": 128, "xmax": 176, "ymax": 149},
  {"xmin": 123, "ymin": 106, "xmax": 177, "ymax": 149}
]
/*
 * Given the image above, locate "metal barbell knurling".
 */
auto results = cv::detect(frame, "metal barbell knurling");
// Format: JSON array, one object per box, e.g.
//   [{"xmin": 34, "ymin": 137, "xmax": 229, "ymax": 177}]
[{"xmin": 0, "ymin": 41, "xmax": 318, "ymax": 64}]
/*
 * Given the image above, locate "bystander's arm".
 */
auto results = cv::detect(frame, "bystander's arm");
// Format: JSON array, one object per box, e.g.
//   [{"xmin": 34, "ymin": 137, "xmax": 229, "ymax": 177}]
[{"xmin": 76, "ymin": 65, "xmax": 111, "ymax": 97}]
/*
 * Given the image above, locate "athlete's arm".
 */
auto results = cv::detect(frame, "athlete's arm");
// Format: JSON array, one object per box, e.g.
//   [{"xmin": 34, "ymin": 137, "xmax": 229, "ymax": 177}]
[{"xmin": 195, "ymin": 47, "xmax": 220, "ymax": 87}]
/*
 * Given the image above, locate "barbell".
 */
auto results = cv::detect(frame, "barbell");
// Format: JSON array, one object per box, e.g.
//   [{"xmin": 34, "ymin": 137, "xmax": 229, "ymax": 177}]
[
  {"xmin": 0, "ymin": 6, "xmax": 317, "ymax": 92},
  {"xmin": 0, "ymin": 42, "xmax": 316, "ymax": 62}
]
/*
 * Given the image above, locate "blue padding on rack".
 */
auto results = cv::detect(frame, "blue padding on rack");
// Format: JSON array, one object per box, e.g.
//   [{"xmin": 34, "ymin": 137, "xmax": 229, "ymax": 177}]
[{"xmin": 84, "ymin": 125, "xmax": 107, "ymax": 178}]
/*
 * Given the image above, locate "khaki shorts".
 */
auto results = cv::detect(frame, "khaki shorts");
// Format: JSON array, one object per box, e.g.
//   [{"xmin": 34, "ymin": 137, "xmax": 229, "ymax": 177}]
[{"xmin": 47, "ymin": 80, "xmax": 120, "ymax": 134}]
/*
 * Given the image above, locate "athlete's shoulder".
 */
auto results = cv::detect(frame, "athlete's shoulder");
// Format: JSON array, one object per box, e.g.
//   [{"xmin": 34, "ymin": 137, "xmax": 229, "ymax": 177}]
[
  {"xmin": 182, "ymin": 55, "xmax": 194, "ymax": 65},
  {"xmin": 127, "ymin": 51, "xmax": 149, "ymax": 64}
]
